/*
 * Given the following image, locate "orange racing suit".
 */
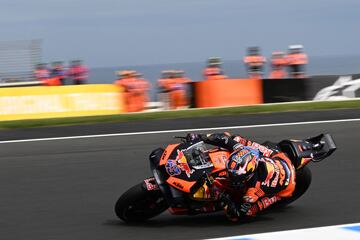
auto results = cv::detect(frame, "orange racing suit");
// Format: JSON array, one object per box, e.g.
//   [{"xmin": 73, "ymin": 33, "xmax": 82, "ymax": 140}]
[{"xmin": 200, "ymin": 132, "xmax": 296, "ymax": 219}]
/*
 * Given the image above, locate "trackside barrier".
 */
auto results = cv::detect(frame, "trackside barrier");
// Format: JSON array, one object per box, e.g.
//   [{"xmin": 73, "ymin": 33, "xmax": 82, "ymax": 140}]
[
  {"xmin": 194, "ymin": 79, "xmax": 263, "ymax": 108},
  {"xmin": 0, "ymin": 84, "xmax": 124, "ymax": 121},
  {"xmin": 306, "ymin": 75, "xmax": 360, "ymax": 100},
  {"xmin": 262, "ymin": 78, "xmax": 308, "ymax": 103},
  {"xmin": 263, "ymin": 74, "xmax": 360, "ymax": 102},
  {"xmin": 192, "ymin": 74, "xmax": 360, "ymax": 108}
]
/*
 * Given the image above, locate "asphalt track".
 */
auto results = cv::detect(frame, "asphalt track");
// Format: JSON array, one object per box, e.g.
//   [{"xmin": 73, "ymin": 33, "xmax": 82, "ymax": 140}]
[{"xmin": 0, "ymin": 109, "xmax": 359, "ymax": 240}]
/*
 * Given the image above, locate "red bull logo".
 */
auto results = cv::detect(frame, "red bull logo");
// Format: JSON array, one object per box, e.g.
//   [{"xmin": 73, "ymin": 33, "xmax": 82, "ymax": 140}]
[
  {"xmin": 176, "ymin": 150, "xmax": 194, "ymax": 178},
  {"xmin": 246, "ymin": 160, "xmax": 256, "ymax": 172},
  {"xmin": 262, "ymin": 161, "xmax": 275, "ymax": 187}
]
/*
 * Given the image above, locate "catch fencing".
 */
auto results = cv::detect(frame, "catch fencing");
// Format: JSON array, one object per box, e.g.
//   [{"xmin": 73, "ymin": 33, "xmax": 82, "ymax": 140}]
[{"xmin": 0, "ymin": 39, "xmax": 42, "ymax": 83}]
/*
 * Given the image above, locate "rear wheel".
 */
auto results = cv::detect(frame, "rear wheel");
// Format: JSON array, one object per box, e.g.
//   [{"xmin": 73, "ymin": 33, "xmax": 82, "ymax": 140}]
[
  {"xmin": 277, "ymin": 166, "xmax": 312, "ymax": 207},
  {"xmin": 114, "ymin": 183, "xmax": 168, "ymax": 222}
]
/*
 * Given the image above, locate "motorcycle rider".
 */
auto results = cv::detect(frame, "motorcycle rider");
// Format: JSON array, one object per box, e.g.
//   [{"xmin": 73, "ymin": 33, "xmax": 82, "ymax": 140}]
[{"xmin": 187, "ymin": 132, "xmax": 296, "ymax": 221}]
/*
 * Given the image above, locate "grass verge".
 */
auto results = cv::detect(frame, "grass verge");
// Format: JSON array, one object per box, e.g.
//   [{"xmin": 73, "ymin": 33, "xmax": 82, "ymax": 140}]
[{"xmin": 1, "ymin": 99, "xmax": 360, "ymax": 129}]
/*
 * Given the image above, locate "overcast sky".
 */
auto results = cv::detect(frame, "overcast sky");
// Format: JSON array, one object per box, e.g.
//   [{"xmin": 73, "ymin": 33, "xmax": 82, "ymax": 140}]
[{"xmin": 1, "ymin": 0, "xmax": 359, "ymax": 67}]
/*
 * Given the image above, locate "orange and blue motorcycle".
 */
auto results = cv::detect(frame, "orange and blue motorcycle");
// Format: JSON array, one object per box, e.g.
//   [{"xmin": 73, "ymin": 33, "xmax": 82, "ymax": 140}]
[{"xmin": 114, "ymin": 133, "xmax": 336, "ymax": 222}]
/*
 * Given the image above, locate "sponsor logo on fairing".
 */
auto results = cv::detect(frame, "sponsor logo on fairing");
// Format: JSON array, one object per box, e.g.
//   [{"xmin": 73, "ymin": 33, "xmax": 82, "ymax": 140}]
[
  {"xmin": 165, "ymin": 160, "xmax": 181, "ymax": 176},
  {"xmin": 165, "ymin": 150, "xmax": 195, "ymax": 178},
  {"xmin": 172, "ymin": 181, "xmax": 184, "ymax": 189},
  {"xmin": 176, "ymin": 150, "xmax": 195, "ymax": 178},
  {"xmin": 144, "ymin": 178, "xmax": 159, "ymax": 191}
]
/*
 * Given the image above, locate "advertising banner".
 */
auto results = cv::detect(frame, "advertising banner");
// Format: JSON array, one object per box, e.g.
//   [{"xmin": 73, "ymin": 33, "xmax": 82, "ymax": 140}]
[
  {"xmin": 262, "ymin": 78, "xmax": 308, "ymax": 103},
  {"xmin": 307, "ymin": 75, "xmax": 360, "ymax": 100},
  {"xmin": 0, "ymin": 84, "xmax": 123, "ymax": 121},
  {"xmin": 194, "ymin": 79, "xmax": 263, "ymax": 108}
]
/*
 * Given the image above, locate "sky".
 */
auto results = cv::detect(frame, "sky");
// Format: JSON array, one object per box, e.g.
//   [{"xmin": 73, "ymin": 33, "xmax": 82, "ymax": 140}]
[{"xmin": 1, "ymin": 0, "xmax": 359, "ymax": 67}]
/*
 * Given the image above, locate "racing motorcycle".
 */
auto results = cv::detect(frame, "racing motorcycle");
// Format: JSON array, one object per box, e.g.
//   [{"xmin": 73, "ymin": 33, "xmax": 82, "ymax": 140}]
[{"xmin": 114, "ymin": 133, "xmax": 336, "ymax": 222}]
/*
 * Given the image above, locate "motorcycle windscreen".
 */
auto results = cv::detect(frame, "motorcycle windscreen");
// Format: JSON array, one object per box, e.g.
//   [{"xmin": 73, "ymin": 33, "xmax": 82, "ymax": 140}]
[{"xmin": 165, "ymin": 142, "xmax": 214, "ymax": 193}]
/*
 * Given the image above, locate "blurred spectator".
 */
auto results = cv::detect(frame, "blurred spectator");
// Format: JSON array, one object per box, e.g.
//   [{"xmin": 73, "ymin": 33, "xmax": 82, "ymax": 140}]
[
  {"xmin": 34, "ymin": 63, "xmax": 61, "ymax": 86},
  {"xmin": 158, "ymin": 70, "xmax": 191, "ymax": 109},
  {"xmin": 114, "ymin": 70, "xmax": 150, "ymax": 112},
  {"xmin": 244, "ymin": 47, "xmax": 266, "ymax": 79},
  {"xmin": 287, "ymin": 45, "xmax": 308, "ymax": 78},
  {"xmin": 134, "ymin": 72, "xmax": 151, "ymax": 112},
  {"xmin": 50, "ymin": 61, "xmax": 66, "ymax": 85},
  {"xmin": 203, "ymin": 57, "xmax": 227, "ymax": 80},
  {"xmin": 34, "ymin": 63, "xmax": 50, "ymax": 81},
  {"xmin": 268, "ymin": 51, "xmax": 288, "ymax": 79},
  {"xmin": 157, "ymin": 70, "xmax": 172, "ymax": 109},
  {"xmin": 67, "ymin": 60, "xmax": 89, "ymax": 84},
  {"xmin": 172, "ymin": 70, "xmax": 191, "ymax": 109}
]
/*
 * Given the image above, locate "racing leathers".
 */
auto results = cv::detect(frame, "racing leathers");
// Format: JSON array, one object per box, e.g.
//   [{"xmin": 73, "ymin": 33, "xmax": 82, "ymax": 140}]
[{"xmin": 196, "ymin": 132, "xmax": 296, "ymax": 220}]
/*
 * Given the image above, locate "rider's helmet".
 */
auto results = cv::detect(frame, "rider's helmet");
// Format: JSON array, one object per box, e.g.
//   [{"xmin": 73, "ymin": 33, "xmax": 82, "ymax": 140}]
[{"xmin": 226, "ymin": 146, "xmax": 260, "ymax": 184}]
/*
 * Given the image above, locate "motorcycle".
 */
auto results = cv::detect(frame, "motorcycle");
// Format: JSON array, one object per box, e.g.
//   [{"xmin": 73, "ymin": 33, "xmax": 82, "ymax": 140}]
[{"xmin": 114, "ymin": 133, "xmax": 336, "ymax": 222}]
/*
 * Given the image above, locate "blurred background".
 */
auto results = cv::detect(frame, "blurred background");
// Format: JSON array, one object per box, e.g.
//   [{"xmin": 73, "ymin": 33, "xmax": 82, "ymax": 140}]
[{"xmin": 0, "ymin": 0, "xmax": 360, "ymax": 115}]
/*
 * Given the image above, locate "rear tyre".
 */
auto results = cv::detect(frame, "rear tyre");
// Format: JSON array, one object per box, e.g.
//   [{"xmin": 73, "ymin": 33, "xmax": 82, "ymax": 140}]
[
  {"xmin": 115, "ymin": 183, "xmax": 168, "ymax": 222},
  {"xmin": 277, "ymin": 166, "xmax": 312, "ymax": 207}
]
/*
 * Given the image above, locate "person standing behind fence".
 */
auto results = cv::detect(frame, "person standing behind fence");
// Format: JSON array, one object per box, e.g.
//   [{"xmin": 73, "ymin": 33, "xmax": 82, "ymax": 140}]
[
  {"xmin": 286, "ymin": 45, "xmax": 308, "ymax": 78},
  {"xmin": 203, "ymin": 57, "xmax": 226, "ymax": 80},
  {"xmin": 67, "ymin": 60, "xmax": 88, "ymax": 84},
  {"xmin": 158, "ymin": 70, "xmax": 191, "ymax": 109},
  {"xmin": 158, "ymin": 71, "xmax": 172, "ymax": 109},
  {"xmin": 133, "ymin": 72, "xmax": 151, "ymax": 112},
  {"xmin": 268, "ymin": 51, "xmax": 288, "ymax": 79},
  {"xmin": 114, "ymin": 70, "xmax": 150, "ymax": 112},
  {"xmin": 34, "ymin": 63, "xmax": 61, "ymax": 86},
  {"xmin": 50, "ymin": 61, "xmax": 66, "ymax": 85},
  {"xmin": 115, "ymin": 70, "xmax": 136, "ymax": 112},
  {"xmin": 34, "ymin": 63, "xmax": 50, "ymax": 81},
  {"xmin": 244, "ymin": 47, "xmax": 266, "ymax": 79},
  {"xmin": 171, "ymin": 70, "xmax": 191, "ymax": 109}
]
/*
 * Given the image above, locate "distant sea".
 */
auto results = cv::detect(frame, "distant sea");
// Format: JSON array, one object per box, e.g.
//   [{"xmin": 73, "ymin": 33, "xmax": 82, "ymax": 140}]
[{"xmin": 89, "ymin": 55, "xmax": 360, "ymax": 100}]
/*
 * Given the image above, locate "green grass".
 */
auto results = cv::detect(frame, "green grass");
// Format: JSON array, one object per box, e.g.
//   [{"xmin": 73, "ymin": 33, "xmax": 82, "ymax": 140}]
[{"xmin": 1, "ymin": 99, "xmax": 360, "ymax": 129}]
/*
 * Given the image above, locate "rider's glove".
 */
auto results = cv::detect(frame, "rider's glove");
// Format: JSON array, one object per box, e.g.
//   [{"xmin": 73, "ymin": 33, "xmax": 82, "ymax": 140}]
[
  {"xmin": 185, "ymin": 133, "xmax": 203, "ymax": 142},
  {"xmin": 225, "ymin": 201, "xmax": 241, "ymax": 222},
  {"xmin": 239, "ymin": 202, "xmax": 252, "ymax": 215},
  {"xmin": 202, "ymin": 133, "xmax": 243, "ymax": 151},
  {"xmin": 226, "ymin": 202, "xmax": 255, "ymax": 221},
  {"xmin": 219, "ymin": 193, "xmax": 245, "ymax": 222}
]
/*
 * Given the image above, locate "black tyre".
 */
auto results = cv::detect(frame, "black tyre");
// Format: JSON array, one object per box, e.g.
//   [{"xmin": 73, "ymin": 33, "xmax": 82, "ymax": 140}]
[
  {"xmin": 277, "ymin": 166, "xmax": 312, "ymax": 207},
  {"xmin": 114, "ymin": 183, "xmax": 168, "ymax": 222}
]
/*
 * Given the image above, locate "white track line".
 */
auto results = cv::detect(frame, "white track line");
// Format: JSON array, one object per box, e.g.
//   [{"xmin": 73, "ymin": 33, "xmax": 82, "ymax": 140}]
[{"xmin": 0, "ymin": 118, "xmax": 359, "ymax": 144}]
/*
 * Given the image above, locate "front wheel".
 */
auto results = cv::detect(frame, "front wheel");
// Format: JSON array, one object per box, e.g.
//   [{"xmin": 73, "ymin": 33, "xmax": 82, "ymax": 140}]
[{"xmin": 115, "ymin": 182, "xmax": 168, "ymax": 222}]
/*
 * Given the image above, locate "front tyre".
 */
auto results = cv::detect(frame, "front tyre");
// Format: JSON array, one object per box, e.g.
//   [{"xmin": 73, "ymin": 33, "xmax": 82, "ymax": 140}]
[{"xmin": 115, "ymin": 183, "xmax": 168, "ymax": 222}]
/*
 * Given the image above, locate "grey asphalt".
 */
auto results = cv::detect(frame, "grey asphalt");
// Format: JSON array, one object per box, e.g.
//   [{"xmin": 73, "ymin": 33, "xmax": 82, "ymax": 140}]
[{"xmin": 0, "ymin": 111, "xmax": 359, "ymax": 240}]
